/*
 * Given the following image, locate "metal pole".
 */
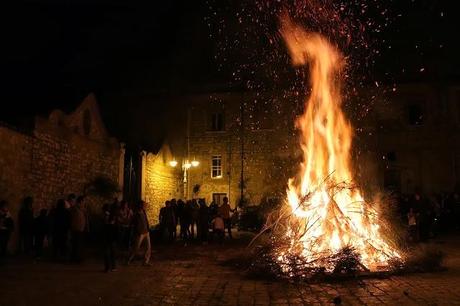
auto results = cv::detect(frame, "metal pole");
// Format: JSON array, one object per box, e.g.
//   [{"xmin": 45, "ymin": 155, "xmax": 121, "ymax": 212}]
[
  {"xmin": 183, "ymin": 166, "xmax": 188, "ymax": 199},
  {"xmin": 240, "ymin": 100, "xmax": 245, "ymax": 206}
]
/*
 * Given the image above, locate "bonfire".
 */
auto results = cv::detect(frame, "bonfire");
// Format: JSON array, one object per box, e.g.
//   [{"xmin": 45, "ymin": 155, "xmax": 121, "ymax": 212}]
[{"xmin": 254, "ymin": 14, "xmax": 402, "ymax": 277}]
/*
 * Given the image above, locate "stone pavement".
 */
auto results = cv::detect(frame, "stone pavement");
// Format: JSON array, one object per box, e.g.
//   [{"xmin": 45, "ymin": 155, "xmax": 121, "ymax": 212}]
[{"xmin": 1, "ymin": 233, "xmax": 460, "ymax": 306}]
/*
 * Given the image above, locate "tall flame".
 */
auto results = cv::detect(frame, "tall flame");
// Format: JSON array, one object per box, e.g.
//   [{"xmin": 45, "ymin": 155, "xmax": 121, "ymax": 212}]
[{"xmin": 280, "ymin": 15, "xmax": 400, "ymax": 271}]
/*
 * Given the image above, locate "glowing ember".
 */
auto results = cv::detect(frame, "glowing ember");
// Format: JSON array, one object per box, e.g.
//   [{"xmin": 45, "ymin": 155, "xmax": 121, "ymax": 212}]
[{"xmin": 278, "ymin": 14, "xmax": 401, "ymax": 272}]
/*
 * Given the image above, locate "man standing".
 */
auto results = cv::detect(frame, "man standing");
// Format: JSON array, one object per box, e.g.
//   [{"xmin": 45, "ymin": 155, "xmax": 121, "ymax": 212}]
[
  {"xmin": 70, "ymin": 196, "xmax": 87, "ymax": 262},
  {"xmin": 18, "ymin": 196, "xmax": 34, "ymax": 254},
  {"xmin": 128, "ymin": 201, "xmax": 151, "ymax": 266},
  {"xmin": 218, "ymin": 197, "xmax": 234, "ymax": 239}
]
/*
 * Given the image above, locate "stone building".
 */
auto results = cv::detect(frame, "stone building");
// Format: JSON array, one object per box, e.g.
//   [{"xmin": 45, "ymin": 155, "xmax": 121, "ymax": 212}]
[
  {"xmin": 0, "ymin": 93, "xmax": 124, "ymax": 250},
  {"xmin": 140, "ymin": 90, "xmax": 302, "ymax": 215},
  {"xmin": 371, "ymin": 82, "xmax": 460, "ymax": 194},
  {"xmin": 140, "ymin": 81, "xmax": 460, "ymax": 221}
]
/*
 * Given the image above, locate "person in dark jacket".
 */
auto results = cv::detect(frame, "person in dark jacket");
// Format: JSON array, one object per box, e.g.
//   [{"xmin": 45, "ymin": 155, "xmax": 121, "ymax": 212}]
[
  {"xmin": 53, "ymin": 199, "xmax": 70, "ymax": 260},
  {"xmin": 0, "ymin": 200, "xmax": 14, "ymax": 258},
  {"xmin": 127, "ymin": 201, "xmax": 151, "ymax": 266},
  {"xmin": 34, "ymin": 209, "xmax": 49, "ymax": 259},
  {"xmin": 102, "ymin": 204, "xmax": 117, "ymax": 272},
  {"xmin": 69, "ymin": 196, "xmax": 87, "ymax": 263},
  {"xmin": 164, "ymin": 201, "xmax": 176, "ymax": 242},
  {"xmin": 18, "ymin": 196, "xmax": 34, "ymax": 254}
]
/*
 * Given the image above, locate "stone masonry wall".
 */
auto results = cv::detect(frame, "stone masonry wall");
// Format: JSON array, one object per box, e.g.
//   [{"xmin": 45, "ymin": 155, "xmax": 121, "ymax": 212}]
[
  {"xmin": 143, "ymin": 145, "xmax": 182, "ymax": 224},
  {"xmin": 0, "ymin": 119, "xmax": 121, "ymax": 251}
]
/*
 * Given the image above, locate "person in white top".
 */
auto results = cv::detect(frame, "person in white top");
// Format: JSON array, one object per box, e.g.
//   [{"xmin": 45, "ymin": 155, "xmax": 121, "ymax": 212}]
[{"xmin": 211, "ymin": 214, "xmax": 225, "ymax": 244}]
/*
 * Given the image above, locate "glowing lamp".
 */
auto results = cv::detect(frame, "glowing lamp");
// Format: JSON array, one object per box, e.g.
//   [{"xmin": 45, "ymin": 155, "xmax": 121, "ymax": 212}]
[
  {"xmin": 191, "ymin": 160, "xmax": 200, "ymax": 167},
  {"xmin": 183, "ymin": 160, "xmax": 192, "ymax": 169},
  {"xmin": 169, "ymin": 160, "xmax": 178, "ymax": 167}
]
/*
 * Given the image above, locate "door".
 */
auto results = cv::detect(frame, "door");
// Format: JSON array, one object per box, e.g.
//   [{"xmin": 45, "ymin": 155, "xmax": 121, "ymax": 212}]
[{"xmin": 212, "ymin": 193, "xmax": 227, "ymax": 205}]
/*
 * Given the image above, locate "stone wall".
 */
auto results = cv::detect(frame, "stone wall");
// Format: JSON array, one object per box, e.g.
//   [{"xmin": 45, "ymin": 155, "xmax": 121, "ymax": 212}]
[
  {"xmin": 142, "ymin": 144, "xmax": 182, "ymax": 224},
  {"xmin": 0, "ymin": 95, "xmax": 122, "ymax": 251},
  {"xmin": 0, "ymin": 126, "xmax": 33, "ymax": 225}
]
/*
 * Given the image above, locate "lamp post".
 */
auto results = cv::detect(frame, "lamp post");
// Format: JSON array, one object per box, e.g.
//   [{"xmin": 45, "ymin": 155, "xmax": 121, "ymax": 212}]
[{"xmin": 169, "ymin": 158, "xmax": 199, "ymax": 199}]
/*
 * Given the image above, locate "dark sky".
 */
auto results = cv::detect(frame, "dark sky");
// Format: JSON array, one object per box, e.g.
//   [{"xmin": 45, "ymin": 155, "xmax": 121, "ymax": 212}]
[{"xmin": 0, "ymin": 0, "xmax": 458, "ymax": 150}]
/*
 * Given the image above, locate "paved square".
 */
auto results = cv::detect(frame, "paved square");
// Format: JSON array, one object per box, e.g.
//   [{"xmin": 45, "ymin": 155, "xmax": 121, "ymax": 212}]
[{"xmin": 1, "ymin": 234, "xmax": 460, "ymax": 306}]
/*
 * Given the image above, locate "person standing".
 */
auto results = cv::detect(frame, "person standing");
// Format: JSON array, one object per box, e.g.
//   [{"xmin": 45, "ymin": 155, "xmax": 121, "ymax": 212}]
[
  {"xmin": 180, "ymin": 200, "xmax": 192, "ymax": 241},
  {"xmin": 190, "ymin": 199, "xmax": 199, "ymax": 239},
  {"xmin": 218, "ymin": 197, "xmax": 234, "ymax": 239},
  {"xmin": 34, "ymin": 209, "xmax": 49, "ymax": 259},
  {"xmin": 162, "ymin": 201, "xmax": 176, "ymax": 242},
  {"xmin": 211, "ymin": 214, "xmax": 225, "ymax": 244},
  {"xmin": 70, "ymin": 196, "xmax": 87, "ymax": 263},
  {"xmin": 0, "ymin": 201, "xmax": 14, "ymax": 258},
  {"xmin": 198, "ymin": 199, "xmax": 209, "ymax": 243},
  {"xmin": 18, "ymin": 196, "xmax": 34, "ymax": 254},
  {"xmin": 407, "ymin": 207, "xmax": 419, "ymax": 243},
  {"xmin": 116, "ymin": 200, "xmax": 133, "ymax": 251},
  {"xmin": 127, "ymin": 201, "xmax": 151, "ymax": 266},
  {"xmin": 102, "ymin": 204, "xmax": 117, "ymax": 272},
  {"xmin": 52, "ymin": 199, "xmax": 70, "ymax": 260}
]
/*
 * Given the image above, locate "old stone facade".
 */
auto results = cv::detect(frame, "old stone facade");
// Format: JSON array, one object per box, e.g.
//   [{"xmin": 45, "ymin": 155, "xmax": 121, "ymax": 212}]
[
  {"xmin": 141, "ymin": 144, "xmax": 182, "ymax": 224},
  {"xmin": 149, "ymin": 82, "xmax": 460, "ymax": 214},
  {"xmin": 0, "ymin": 93, "xmax": 123, "ymax": 250},
  {"xmin": 371, "ymin": 82, "xmax": 460, "ymax": 194},
  {"xmin": 143, "ymin": 93, "xmax": 298, "ymax": 210}
]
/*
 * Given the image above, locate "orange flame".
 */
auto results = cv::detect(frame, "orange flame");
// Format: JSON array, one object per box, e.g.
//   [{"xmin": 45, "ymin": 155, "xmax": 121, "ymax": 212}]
[{"xmin": 279, "ymin": 15, "xmax": 401, "ymax": 271}]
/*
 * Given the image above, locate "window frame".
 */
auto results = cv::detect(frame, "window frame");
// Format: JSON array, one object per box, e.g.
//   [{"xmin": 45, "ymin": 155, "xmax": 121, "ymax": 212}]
[
  {"xmin": 209, "ymin": 112, "xmax": 225, "ymax": 132},
  {"xmin": 211, "ymin": 155, "xmax": 223, "ymax": 179}
]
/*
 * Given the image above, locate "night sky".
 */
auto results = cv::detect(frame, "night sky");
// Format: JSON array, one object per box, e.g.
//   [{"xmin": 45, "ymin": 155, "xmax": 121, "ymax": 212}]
[{"xmin": 0, "ymin": 0, "xmax": 458, "ymax": 150}]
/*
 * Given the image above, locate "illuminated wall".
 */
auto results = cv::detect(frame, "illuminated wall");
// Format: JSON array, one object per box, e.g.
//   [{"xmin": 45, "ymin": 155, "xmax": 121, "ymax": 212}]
[{"xmin": 142, "ymin": 143, "xmax": 182, "ymax": 224}]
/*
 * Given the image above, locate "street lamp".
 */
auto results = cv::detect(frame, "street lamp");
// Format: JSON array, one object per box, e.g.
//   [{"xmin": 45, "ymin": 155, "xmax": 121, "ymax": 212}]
[{"xmin": 169, "ymin": 157, "xmax": 199, "ymax": 199}]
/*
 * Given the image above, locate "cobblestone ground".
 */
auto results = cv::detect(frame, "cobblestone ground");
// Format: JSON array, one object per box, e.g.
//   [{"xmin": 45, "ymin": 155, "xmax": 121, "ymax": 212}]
[{"xmin": 1, "ymin": 233, "xmax": 460, "ymax": 306}]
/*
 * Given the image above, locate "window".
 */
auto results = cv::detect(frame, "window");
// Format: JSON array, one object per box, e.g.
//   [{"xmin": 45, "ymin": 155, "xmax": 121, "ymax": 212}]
[
  {"xmin": 407, "ymin": 103, "xmax": 424, "ymax": 125},
  {"xmin": 211, "ymin": 155, "xmax": 222, "ymax": 178},
  {"xmin": 210, "ymin": 112, "xmax": 224, "ymax": 131}
]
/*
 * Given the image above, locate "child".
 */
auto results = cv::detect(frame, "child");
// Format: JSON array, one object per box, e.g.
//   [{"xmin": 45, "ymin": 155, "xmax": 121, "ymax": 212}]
[{"xmin": 211, "ymin": 214, "xmax": 225, "ymax": 244}]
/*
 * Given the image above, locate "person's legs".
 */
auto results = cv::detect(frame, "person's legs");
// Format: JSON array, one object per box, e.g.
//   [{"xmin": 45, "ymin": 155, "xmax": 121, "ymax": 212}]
[
  {"xmin": 35, "ymin": 235, "xmax": 44, "ymax": 258},
  {"xmin": 225, "ymin": 219, "xmax": 232, "ymax": 238},
  {"xmin": 26, "ymin": 232, "xmax": 33, "ymax": 254},
  {"xmin": 105, "ymin": 235, "xmax": 116, "ymax": 271},
  {"xmin": 110, "ymin": 239, "xmax": 116, "ymax": 269},
  {"xmin": 0, "ymin": 231, "xmax": 8, "ymax": 257},
  {"xmin": 128, "ymin": 234, "xmax": 142, "ymax": 263},
  {"xmin": 144, "ymin": 233, "xmax": 151, "ymax": 264},
  {"xmin": 70, "ymin": 231, "xmax": 77, "ymax": 261},
  {"xmin": 190, "ymin": 221, "xmax": 195, "ymax": 239},
  {"xmin": 72, "ymin": 231, "xmax": 82, "ymax": 262},
  {"xmin": 217, "ymin": 230, "xmax": 224, "ymax": 244}
]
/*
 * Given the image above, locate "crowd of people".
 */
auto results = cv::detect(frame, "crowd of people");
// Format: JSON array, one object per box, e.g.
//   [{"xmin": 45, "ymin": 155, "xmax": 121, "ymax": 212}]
[
  {"xmin": 0, "ymin": 194, "xmax": 91, "ymax": 263},
  {"xmin": 158, "ymin": 196, "xmax": 235, "ymax": 244},
  {"xmin": 396, "ymin": 191, "xmax": 460, "ymax": 242},
  {"xmin": 2, "ymin": 189, "xmax": 460, "ymax": 271},
  {"xmin": 0, "ymin": 194, "xmax": 237, "ymax": 272}
]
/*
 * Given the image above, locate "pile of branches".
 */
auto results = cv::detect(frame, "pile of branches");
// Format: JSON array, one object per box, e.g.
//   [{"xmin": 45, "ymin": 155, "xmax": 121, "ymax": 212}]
[{"xmin": 247, "ymin": 175, "xmax": 402, "ymax": 280}]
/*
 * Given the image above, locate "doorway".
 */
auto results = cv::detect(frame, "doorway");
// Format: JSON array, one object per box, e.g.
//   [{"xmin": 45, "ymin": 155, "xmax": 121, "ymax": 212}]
[{"xmin": 212, "ymin": 193, "xmax": 227, "ymax": 205}]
